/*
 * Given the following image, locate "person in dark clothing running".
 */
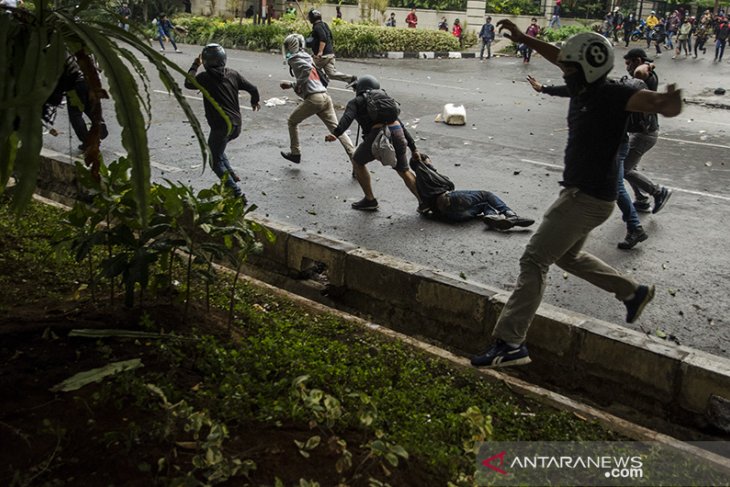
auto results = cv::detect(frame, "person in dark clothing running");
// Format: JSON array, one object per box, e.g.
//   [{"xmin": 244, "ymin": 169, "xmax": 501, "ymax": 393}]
[
  {"xmin": 307, "ymin": 9, "xmax": 356, "ymax": 84},
  {"xmin": 471, "ymin": 25, "xmax": 682, "ymax": 369},
  {"xmin": 325, "ymin": 75, "xmax": 420, "ymax": 211},
  {"xmin": 184, "ymin": 44, "xmax": 260, "ymax": 198},
  {"xmin": 43, "ymin": 56, "xmax": 108, "ymax": 151},
  {"xmin": 621, "ymin": 49, "xmax": 672, "ymax": 215}
]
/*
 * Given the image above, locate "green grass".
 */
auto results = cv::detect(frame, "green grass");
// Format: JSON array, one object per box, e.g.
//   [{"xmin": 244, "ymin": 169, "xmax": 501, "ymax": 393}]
[{"xmin": 0, "ymin": 197, "xmax": 624, "ymax": 485}]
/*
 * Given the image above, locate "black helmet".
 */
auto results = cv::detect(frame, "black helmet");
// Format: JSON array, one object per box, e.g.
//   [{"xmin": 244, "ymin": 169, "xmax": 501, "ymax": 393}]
[
  {"xmin": 202, "ymin": 44, "xmax": 227, "ymax": 69},
  {"xmin": 349, "ymin": 74, "xmax": 380, "ymax": 94},
  {"xmin": 308, "ymin": 8, "xmax": 322, "ymax": 23}
]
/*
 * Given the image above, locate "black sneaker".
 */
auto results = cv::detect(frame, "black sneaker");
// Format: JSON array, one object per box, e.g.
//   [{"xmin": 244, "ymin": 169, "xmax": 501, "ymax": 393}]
[
  {"xmin": 484, "ymin": 214, "xmax": 513, "ymax": 230},
  {"xmin": 652, "ymin": 187, "xmax": 672, "ymax": 214},
  {"xmin": 484, "ymin": 214, "xmax": 534, "ymax": 230},
  {"xmin": 618, "ymin": 227, "xmax": 648, "ymax": 250},
  {"xmin": 633, "ymin": 200, "xmax": 651, "ymax": 213},
  {"xmin": 507, "ymin": 215, "xmax": 535, "ymax": 228},
  {"xmin": 624, "ymin": 285, "xmax": 655, "ymax": 323},
  {"xmin": 280, "ymin": 151, "xmax": 301, "ymax": 164},
  {"xmin": 351, "ymin": 197, "xmax": 378, "ymax": 211},
  {"xmin": 471, "ymin": 339, "xmax": 531, "ymax": 368}
]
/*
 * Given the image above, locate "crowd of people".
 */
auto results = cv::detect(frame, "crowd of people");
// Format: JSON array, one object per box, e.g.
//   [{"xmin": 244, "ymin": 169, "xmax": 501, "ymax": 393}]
[
  {"xmin": 38, "ymin": 5, "xmax": 700, "ymax": 371},
  {"xmin": 604, "ymin": 8, "xmax": 729, "ymax": 62}
]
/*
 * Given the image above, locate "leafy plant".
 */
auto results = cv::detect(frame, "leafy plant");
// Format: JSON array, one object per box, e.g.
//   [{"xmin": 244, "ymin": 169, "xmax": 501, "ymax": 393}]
[
  {"xmin": 172, "ymin": 15, "xmax": 473, "ymax": 55},
  {"xmin": 540, "ymin": 24, "xmax": 593, "ymax": 42},
  {"xmin": 146, "ymin": 383, "xmax": 257, "ymax": 485},
  {"xmin": 0, "ymin": 1, "xmax": 212, "ymax": 224}
]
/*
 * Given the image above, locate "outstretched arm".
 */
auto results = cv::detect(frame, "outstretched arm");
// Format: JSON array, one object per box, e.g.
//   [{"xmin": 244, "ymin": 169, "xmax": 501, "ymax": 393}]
[
  {"xmin": 625, "ymin": 83, "xmax": 682, "ymax": 117},
  {"xmin": 497, "ymin": 19, "xmax": 561, "ymax": 68}
]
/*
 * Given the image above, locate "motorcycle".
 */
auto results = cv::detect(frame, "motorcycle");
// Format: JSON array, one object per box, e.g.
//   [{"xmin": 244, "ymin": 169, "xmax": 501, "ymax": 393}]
[{"xmin": 630, "ymin": 19, "xmax": 648, "ymax": 41}]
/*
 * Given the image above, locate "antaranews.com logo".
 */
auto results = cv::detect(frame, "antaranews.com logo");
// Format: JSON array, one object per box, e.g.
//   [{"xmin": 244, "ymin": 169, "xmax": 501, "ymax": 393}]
[
  {"xmin": 476, "ymin": 441, "xmax": 730, "ymax": 486},
  {"xmin": 482, "ymin": 449, "xmax": 643, "ymax": 479}
]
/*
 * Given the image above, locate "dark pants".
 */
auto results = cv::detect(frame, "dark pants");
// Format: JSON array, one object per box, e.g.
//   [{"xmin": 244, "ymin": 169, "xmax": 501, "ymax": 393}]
[
  {"xmin": 208, "ymin": 124, "xmax": 243, "ymax": 196},
  {"xmin": 624, "ymin": 131, "xmax": 659, "ymax": 203},
  {"xmin": 67, "ymin": 80, "xmax": 107, "ymax": 147},
  {"xmin": 615, "ymin": 141, "xmax": 641, "ymax": 232},
  {"xmin": 694, "ymin": 37, "xmax": 707, "ymax": 56},
  {"xmin": 716, "ymin": 39, "xmax": 727, "ymax": 61},
  {"xmin": 354, "ymin": 123, "xmax": 409, "ymax": 173},
  {"xmin": 437, "ymin": 190, "xmax": 510, "ymax": 222}
]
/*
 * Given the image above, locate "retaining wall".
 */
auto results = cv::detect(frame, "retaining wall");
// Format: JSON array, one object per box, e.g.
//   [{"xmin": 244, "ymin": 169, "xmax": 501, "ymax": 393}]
[{"xmin": 35, "ymin": 148, "xmax": 730, "ymax": 435}]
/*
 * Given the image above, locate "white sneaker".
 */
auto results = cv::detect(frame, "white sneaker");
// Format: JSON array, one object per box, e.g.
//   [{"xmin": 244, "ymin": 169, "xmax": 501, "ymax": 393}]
[
  {"xmin": 160, "ymin": 48, "xmax": 165, "ymax": 52},
  {"xmin": 175, "ymin": 49, "xmax": 182, "ymax": 53}
]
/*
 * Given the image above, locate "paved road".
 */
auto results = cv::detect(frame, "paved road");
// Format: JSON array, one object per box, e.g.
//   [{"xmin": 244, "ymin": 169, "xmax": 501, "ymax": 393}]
[{"xmin": 43, "ymin": 44, "xmax": 730, "ymax": 356}]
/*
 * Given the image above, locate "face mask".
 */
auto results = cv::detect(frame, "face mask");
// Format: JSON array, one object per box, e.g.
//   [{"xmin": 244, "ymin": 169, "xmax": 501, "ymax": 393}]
[{"xmin": 564, "ymin": 70, "xmax": 586, "ymax": 96}]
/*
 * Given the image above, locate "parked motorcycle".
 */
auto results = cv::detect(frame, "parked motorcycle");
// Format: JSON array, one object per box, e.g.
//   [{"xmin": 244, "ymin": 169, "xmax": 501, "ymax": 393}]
[{"xmin": 630, "ymin": 19, "xmax": 648, "ymax": 41}]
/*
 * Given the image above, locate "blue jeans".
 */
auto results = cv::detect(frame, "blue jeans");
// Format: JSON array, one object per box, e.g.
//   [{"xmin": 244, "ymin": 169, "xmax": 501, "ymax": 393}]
[
  {"xmin": 716, "ymin": 39, "xmax": 726, "ymax": 61},
  {"xmin": 616, "ymin": 141, "xmax": 641, "ymax": 232},
  {"xmin": 438, "ymin": 190, "xmax": 510, "ymax": 222},
  {"xmin": 158, "ymin": 29, "xmax": 178, "ymax": 50},
  {"xmin": 208, "ymin": 124, "xmax": 243, "ymax": 197},
  {"xmin": 548, "ymin": 15, "xmax": 561, "ymax": 29},
  {"xmin": 479, "ymin": 40, "xmax": 492, "ymax": 59}
]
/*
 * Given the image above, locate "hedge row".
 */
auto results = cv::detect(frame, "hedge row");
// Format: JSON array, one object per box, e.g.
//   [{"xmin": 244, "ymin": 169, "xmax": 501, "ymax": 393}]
[{"xmin": 172, "ymin": 16, "xmax": 477, "ymax": 57}]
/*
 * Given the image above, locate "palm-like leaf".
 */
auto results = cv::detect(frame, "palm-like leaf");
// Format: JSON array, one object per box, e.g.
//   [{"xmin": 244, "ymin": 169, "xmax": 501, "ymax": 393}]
[{"xmin": 0, "ymin": 2, "xmax": 218, "ymax": 225}]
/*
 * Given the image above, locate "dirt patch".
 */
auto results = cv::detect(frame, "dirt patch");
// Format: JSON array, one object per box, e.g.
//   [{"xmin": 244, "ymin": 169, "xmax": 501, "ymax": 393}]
[{"xmin": 0, "ymin": 300, "xmax": 441, "ymax": 486}]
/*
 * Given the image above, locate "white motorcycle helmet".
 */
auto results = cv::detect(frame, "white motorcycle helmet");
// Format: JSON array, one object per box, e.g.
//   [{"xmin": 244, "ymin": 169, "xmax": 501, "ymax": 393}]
[
  {"xmin": 556, "ymin": 32, "xmax": 614, "ymax": 84},
  {"xmin": 283, "ymin": 33, "xmax": 305, "ymax": 59}
]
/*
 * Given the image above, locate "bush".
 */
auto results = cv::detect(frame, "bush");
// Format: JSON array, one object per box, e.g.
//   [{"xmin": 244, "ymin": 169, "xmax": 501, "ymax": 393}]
[
  {"xmin": 540, "ymin": 24, "xmax": 593, "ymax": 42},
  {"xmin": 173, "ymin": 16, "xmax": 475, "ymax": 56},
  {"xmin": 486, "ymin": 0, "xmax": 542, "ymax": 16}
]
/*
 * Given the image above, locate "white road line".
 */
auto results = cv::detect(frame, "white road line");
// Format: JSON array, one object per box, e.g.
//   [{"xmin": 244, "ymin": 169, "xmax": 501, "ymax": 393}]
[
  {"xmin": 520, "ymin": 158, "xmax": 730, "ymax": 202},
  {"xmin": 113, "ymin": 151, "xmax": 183, "ymax": 173},
  {"xmin": 383, "ymin": 77, "xmax": 477, "ymax": 93},
  {"xmin": 658, "ymin": 136, "xmax": 730, "ymax": 150},
  {"xmin": 153, "ymin": 89, "xmax": 253, "ymax": 110},
  {"xmin": 520, "ymin": 158, "xmax": 562, "ymax": 169}
]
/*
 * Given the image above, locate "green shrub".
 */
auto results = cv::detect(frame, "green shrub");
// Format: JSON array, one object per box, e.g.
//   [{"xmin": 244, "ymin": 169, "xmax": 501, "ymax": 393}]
[
  {"xmin": 540, "ymin": 24, "xmax": 593, "ymax": 42},
  {"xmin": 486, "ymin": 0, "xmax": 542, "ymax": 16},
  {"xmin": 173, "ymin": 16, "xmax": 475, "ymax": 56}
]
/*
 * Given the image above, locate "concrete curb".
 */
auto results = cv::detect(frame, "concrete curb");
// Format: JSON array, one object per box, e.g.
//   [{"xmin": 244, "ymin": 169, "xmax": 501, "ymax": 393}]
[
  {"xmin": 35, "ymin": 148, "xmax": 730, "ymax": 435},
  {"xmin": 383, "ymin": 51, "xmax": 477, "ymax": 59}
]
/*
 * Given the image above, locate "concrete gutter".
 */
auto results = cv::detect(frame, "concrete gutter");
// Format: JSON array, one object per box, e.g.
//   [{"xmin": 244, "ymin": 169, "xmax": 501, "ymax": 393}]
[{"xmin": 35, "ymin": 148, "xmax": 730, "ymax": 436}]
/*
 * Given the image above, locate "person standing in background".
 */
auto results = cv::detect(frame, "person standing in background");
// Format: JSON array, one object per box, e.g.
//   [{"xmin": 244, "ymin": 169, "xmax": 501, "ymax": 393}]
[
  {"xmin": 406, "ymin": 8, "xmax": 417, "ymax": 28},
  {"xmin": 548, "ymin": 0, "xmax": 561, "ymax": 29},
  {"xmin": 479, "ymin": 16, "xmax": 495, "ymax": 60}
]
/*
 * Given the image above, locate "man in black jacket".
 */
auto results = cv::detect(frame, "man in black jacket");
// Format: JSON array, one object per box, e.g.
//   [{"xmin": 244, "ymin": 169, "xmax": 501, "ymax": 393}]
[
  {"xmin": 185, "ymin": 44, "xmax": 260, "ymax": 198},
  {"xmin": 308, "ymin": 9, "xmax": 356, "ymax": 84},
  {"xmin": 43, "ymin": 56, "xmax": 108, "ymax": 151},
  {"xmin": 325, "ymin": 75, "xmax": 419, "ymax": 211},
  {"xmin": 621, "ymin": 48, "xmax": 672, "ymax": 215},
  {"xmin": 471, "ymin": 26, "xmax": 682, "ymax": 369}
]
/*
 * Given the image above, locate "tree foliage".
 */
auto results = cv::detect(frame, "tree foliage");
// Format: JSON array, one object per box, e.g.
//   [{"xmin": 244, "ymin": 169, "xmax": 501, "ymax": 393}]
[{"xmin": 0, "ymin": 0, "xmax": 210, "ymax": 224}]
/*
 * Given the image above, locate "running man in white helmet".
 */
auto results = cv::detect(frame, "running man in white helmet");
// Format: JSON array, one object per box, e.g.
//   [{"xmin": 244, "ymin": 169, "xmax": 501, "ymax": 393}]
[
  {"xmin": 279, "ymin": 33, "xmax": 355, "ymax": 165},
  {"xmin": 471, "ymin": 25, "xmax": 682, "ymax": 369}
]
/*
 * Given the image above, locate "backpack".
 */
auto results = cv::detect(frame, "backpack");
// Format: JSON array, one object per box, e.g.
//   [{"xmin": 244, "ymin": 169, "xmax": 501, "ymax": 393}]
[
  {"xmin": 363, "ymin": 89, "xmax": 400, "ymax": 123},
  {"xmin": 410, "ymin": 157, "xmax": 455, "ymax": 206}
]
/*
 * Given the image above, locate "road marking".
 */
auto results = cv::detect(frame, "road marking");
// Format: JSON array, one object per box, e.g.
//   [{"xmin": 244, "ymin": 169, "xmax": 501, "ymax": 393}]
[
  {"xmin": 520, "ymin": 158, "xmax": 562, "ymax": 169},
  {"xmin": 520, "ymin": 158, "xmax": 730, "ymax": 202},
  {"xmin": 658, "ymin": 136, "xmax": 730, "ymax": 150},
  {"xmin": 383, "ymin": 77, "xmax": 477, "ymax": 93},
  {"xmin": 153, "ymin": 89, "xmax": 253, "ymax": 110},
  {"xmin": 691, "ymin": 120, "xmax": 730, "ymax": 127},
  {"xmin": 113, "ymin": 151, "xmax": 183, "ymax": 173}
]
